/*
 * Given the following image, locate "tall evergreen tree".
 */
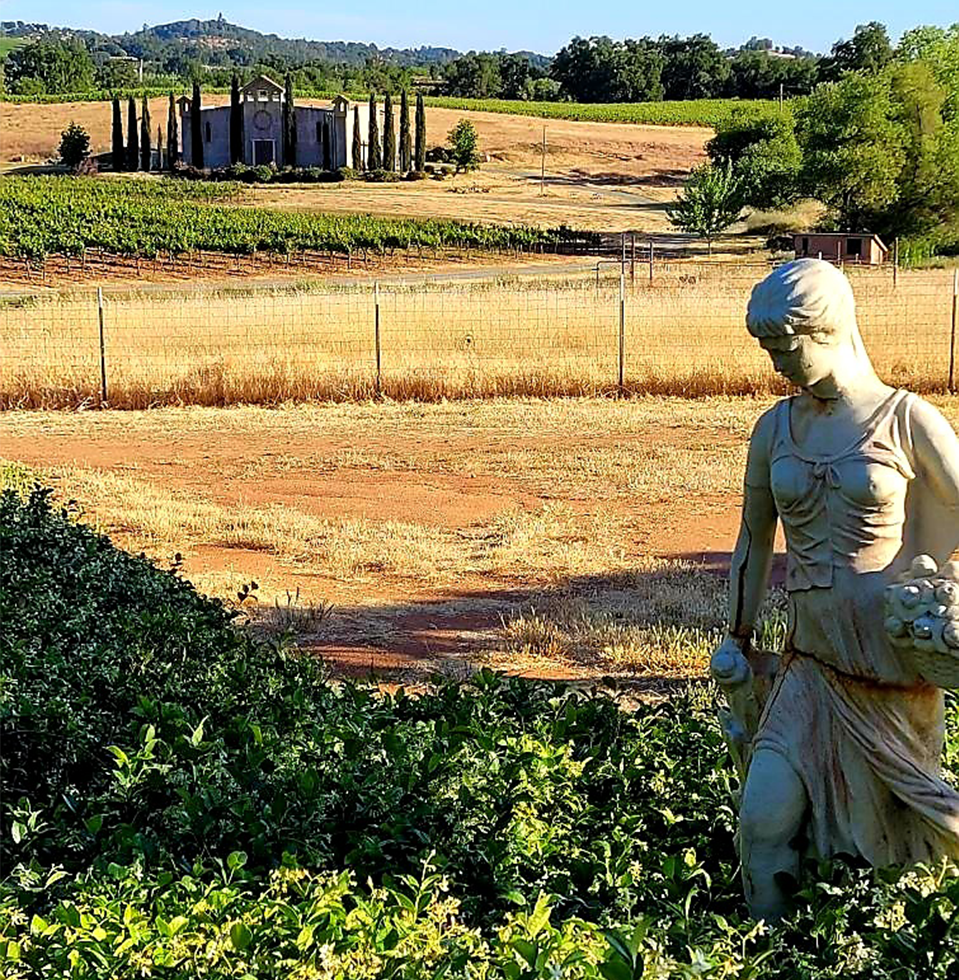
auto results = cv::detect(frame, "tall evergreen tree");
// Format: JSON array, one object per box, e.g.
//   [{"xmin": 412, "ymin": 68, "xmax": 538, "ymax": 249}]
[
  {"xmin": 283, "ymin": 74, "xmax": 297, "ymax": 167},
  {"xmin": 322, "ymin": 118, "xmax": 332, "ymax": 171},
  {"xmin": 352, "ymin": 105, "xmax": 363, "ymax": 169},
  {"xmin": 367, "ymin": 94, "xmax": 382, "ymax": 170},
  {"xmin": 111, "ymin": 97, "xmax": 124, "ymax": 172},
  {"xmin": 126, "ymin": 97, "xmax": 139, "ymax": 171},
  {"xmin": 414, "ymin": 92, "xmax": 426, "ymax": 172},
  {"xmin": 399, "ymin": 89, "xmax": 412, "ymax": 172},
  {"xmin": 230, "ymin": 74, "xmax": 243, "ymax": 164},
  {"xmin": 191, "ymin": 81, "xmax": 204, "ymax": 169},
  {"xmin": 383, "ymin": 93, "xmax": 396, "ymax": 171},
  {"xmin": 140, "ymin": 96, "xmax": 151, "ymax": 171},
  {"xmin": 167, "ymin": 93, "xmax": 179, "ymax": 171}
]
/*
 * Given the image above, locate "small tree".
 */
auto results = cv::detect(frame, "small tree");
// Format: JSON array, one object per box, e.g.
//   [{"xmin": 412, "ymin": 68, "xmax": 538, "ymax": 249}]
[
  {"xmin": 111, "ymin": 97, "xmax": 124, "ymax": 171},
  {"xmin": 399, "ymin": 89, "xmax": 412, "ymax": 172},
  {"xmin": 230, "ymin": 74, "xmax": 243, "ymax": 165},
  {"xmin": 382, "ymin": 92, "xmax": 396, "ymax": 171},
  {"xmin": 352, "ymin": 105, "xmax": 363, "ymax": 170},
  {"xmin": 191, "ymin": 81, "xmax": 204, "ymax": 169},
  {"xmin": 367, "ymin": 94, "xmax": 382, "ymax": 170},
  {"xmin": 447, "ymin": 119, "xmax": 480, "ymax": 172},
  {"xmin": 126, "ymin": 96, "xmax": 139, "ymax": 171},
  {"xmin": 414, "ymin": 92, "xmax": 426, "ymax": 172},
  {"xmin": 283, "ymin": 74, "xmax": 297, "ymax": 167},
  {"xmin": 667, "ymin": 163, "xmax": 744, "ymax": 254},
  {"xmin": 139, "ymin": 96, "xmax": 151, "ymax": 172},
  {"xmin": 59, "ymin": 121, "xmax": 90, "ymax": 169},
  {"xmin": 167, "ymin": 93, "xmax": 179, "ymax": 171}
]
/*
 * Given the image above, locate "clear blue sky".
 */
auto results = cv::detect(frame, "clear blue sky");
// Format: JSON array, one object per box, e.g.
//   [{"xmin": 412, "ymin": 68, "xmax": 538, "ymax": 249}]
[{"xmin": 2, "ymin": 1, "xmax": 958, "ymax": 55}]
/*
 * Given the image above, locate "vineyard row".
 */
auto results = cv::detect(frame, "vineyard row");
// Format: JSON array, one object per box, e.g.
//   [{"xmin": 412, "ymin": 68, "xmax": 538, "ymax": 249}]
[{"xmin": 0, "ymin": 176, "xmax": 565, "ymax": 260}]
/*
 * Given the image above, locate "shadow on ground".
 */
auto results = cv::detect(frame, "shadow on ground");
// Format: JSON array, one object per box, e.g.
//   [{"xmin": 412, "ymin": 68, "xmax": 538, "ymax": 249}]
[{"xmin": 247, "ymin": 557, "xmax": 785, "ymax": 690}]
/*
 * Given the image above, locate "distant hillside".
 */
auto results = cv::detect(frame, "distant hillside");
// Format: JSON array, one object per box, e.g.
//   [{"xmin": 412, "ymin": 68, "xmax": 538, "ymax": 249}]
[
  {"xmin": 0, "ymin": 17, "xmax": 551, "ymax": 69},
  {"xmin": 116, "ymin": 15, "xmax": 463, "ymax": 66}
]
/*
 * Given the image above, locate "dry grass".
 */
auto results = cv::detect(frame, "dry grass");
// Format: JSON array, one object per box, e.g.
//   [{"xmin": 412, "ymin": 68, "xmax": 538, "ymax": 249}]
[
  {"xmin": 1, "ymin": 100, "xmax": 705, "ymax": 235},
  {"xmin": 4, "ymin": 395, "xmax": 958, "ymax": 680},
  {"xmin": 2, "ymin": 264, "xmax": 954, "ymax": 409}
]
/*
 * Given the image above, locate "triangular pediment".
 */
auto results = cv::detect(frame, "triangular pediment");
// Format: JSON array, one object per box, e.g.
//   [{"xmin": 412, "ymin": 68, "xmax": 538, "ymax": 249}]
[{"xmin": 241, "ymin": 74, "xmax": 283, "ymax": 95}]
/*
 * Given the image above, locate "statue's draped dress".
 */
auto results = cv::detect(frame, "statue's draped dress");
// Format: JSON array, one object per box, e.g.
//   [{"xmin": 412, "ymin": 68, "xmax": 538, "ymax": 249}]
[{"xmin": 750, "ymin": 389, "xmax": 959, "ymax": 865}]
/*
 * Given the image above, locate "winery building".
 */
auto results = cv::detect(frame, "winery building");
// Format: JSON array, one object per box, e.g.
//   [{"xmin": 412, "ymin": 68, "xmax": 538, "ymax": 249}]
[{"xmin": 178, "ymin": 74, "xmax": 375, "ymax": 169}]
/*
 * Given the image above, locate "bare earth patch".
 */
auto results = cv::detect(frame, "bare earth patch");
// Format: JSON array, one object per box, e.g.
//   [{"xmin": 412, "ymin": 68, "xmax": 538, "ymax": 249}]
[{"xmin": 4, "ymin": 397, "xmax": 956, "ymax": 686}]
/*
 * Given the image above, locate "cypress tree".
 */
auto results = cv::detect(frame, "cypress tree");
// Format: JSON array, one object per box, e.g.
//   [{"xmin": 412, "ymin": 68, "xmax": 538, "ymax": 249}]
[
  {"xmin": 111, "ymin": 97, "xmax": 124, "ymax": 172},
  {"xmin": 352, "ymin": 105, "xmax": 363, "ymax": 170},
  {"xmin": 167, "ymin": 93, "xmax": 179, "ymax": 171},
  {"xmin": 399, "ymin": 89, "xmax": 411, "ymax": 172},
  {"xmin": 126, "ymin": 97, "xmax": 139, "ymax": 171},
  {"xmin": 140, "ymin": 96, "xmax": 151, "ymax": 172},
  {"xmin": 283, "ymin": 74, "xmax": 297, "ymax": 167},
  {"xmin": 230, "ymin": 74, "xmax": 243, "ymax": 164},
  {"xmin": 191, "ymin": 81, "xmax": 204, "ymax": 169},
  {"xmin": 322, "ymin": 118, "xmax": 332, "ymax": 171},
  {"xmin": 382, "ymin": 92, "xmax": 396, "ymax": 171},
  {"xmin": 367, "ymin": 94, "xmax": 381, "ymax": 170},
  {"xmin": 414, "ymin": 92, "xmax": 426, "ymax": 172}
]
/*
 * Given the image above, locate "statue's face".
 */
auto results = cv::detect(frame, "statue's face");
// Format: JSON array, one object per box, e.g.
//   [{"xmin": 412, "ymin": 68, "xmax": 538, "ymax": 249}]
[{"xmin": 759, "ymin": 334, "xmax": 833, "ymax": 388}]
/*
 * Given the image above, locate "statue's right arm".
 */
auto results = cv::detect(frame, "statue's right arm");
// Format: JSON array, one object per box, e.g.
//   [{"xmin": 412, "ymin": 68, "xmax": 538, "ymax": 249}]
[{"xmin": 728, "ymin": 409, "xmax": 779, "ymax": 643}]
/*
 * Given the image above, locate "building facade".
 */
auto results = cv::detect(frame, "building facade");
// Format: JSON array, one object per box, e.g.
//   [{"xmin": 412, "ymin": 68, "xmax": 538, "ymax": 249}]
[
  {"xmin": 179, "ymin": 74, "xmax": 376, "ymax": 169},
  {"xmin": 793, "ymin": 232, "xmax": 889, "ymax": 266}
]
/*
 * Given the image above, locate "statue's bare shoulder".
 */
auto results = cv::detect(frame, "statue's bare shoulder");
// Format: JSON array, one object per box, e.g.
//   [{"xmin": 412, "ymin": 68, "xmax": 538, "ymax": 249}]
[{"xmin": 743, "ymin": 401, "xmax": 784, "ymax": 487}]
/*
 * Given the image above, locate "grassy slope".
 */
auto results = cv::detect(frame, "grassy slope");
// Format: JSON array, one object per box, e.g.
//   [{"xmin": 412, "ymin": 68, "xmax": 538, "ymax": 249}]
[{"xmin": 0, "ymin": 37, "xmax": 26, "ymax": 59}]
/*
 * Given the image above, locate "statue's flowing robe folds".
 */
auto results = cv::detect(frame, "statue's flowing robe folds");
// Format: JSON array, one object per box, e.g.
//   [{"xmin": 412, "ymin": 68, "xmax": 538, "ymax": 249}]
[{"xmin": 747, "ymin": 390, "xmax": 959, "ymax": 865}]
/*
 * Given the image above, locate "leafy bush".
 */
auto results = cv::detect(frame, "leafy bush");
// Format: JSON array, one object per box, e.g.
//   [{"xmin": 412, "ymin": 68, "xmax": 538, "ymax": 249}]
[
  {"xmin": 2, "ymin": 483, "xmax": 958, "ymax": 978},
  {"xmin": 365, "ymin": 168, "xmax": 402, "ymax": 183},
  {"xmin": 426, "ymin": 145, "xmax": 454, "ymax": 163},
  {"xmin": 57, "ymin": 122, "xmax": 90, "ymax": 169},
  {"xmin": 447, "ymin": 120, "xmax": 482, "ymax": 172}
]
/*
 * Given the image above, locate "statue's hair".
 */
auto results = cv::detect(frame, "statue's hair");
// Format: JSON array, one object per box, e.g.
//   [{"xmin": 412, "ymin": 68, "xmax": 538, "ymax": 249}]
[{"xmin": 746, "ymin": 258, "xmax": 858, "ymax": 342}]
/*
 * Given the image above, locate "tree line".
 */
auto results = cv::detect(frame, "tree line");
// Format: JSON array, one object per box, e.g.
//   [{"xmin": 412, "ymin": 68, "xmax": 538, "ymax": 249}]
[
  {"xmin": 0, "ymin": 21, "xmax": 926, "ymax": 104},
  {"xmin": 668, "ymin": 24, "xmax": 959, "ymax": 255}
]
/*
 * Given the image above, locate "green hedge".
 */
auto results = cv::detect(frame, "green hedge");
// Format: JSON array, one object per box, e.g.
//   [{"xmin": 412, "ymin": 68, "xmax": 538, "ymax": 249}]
[{"xmin": 1, "ymin": 477, "xmax": 957, "ymax": 978}]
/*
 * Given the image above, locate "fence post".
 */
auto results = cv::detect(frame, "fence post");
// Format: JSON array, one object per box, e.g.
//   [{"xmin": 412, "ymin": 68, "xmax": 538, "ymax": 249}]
[
  {"xmin": 630, "ymin": 232, "xmax": 635, "ymax": 281},
  {"xmin": 374, "ymin": 281, "xmax": 382, "ymax": 397},
  {"xmin": 950, "ymin": 269, "xmax": 958, "ymax": 393},
  {"xmin": 648, "ymin": 240, "xmax": 654, "ymax": 284},
  {"xmin": 97, "ymin": 287, "xmax": 108, "ymax": 405},
  {"xmin": 618, "ymin": 268, "xmax": 626, "ymax": 394},
  {"xmin": 893, "ymin": 238, "xmax": 899, "ymax": 288}
]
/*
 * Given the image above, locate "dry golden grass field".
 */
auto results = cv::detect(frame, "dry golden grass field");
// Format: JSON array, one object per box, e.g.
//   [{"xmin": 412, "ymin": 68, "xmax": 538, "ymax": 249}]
[
  {"xmin": 2, "ymin": 264, "xmax": 954, "ymax": 409},
  {"xmin": 0, "ymin": 100, "xmax": 707, "ymax": 233},
  {"xmin": 3, "ymin": 395, "xmax": 958, "ymax": 686}
]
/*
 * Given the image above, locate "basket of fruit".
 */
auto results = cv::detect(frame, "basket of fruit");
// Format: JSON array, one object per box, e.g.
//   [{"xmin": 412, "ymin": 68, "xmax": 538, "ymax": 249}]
[{"xmin": 885, "ymin": 555, "xmax": 959, "ymax": 689}]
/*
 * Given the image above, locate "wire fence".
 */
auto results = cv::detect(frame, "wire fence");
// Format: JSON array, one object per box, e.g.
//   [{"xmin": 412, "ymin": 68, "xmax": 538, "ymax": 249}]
[{"xmin": 2, "ymin": 261, "xmax": 957, "ymax": 409}]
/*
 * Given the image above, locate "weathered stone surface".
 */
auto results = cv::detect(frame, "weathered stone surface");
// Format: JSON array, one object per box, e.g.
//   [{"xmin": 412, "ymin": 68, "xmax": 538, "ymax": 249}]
[{"xmin": 712, "ymin": 259, "xmax": 959, "ymax": 921}]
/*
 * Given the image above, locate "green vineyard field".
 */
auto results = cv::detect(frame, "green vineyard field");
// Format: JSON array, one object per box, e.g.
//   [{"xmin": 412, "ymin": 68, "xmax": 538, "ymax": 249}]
[{"xmin": 0, "ymin": 175, "xmax": 557, "ymax": 260}]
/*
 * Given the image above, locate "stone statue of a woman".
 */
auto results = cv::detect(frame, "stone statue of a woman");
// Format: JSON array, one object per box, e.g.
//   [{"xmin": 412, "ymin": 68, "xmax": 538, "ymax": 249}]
[{"xmin": 711, "ymin": 258, "xmax": 959, "ymax": 921}]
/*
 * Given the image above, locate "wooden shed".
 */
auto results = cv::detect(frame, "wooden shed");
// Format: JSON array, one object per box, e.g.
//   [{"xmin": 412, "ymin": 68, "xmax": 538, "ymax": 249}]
[{"xmin": 793, "ymin": 232, "xmax": 889, "ymax": 265}]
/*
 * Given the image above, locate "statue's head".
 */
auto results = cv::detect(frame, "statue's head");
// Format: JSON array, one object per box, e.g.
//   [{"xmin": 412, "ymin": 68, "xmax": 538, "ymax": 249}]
[{"xmin": 746, "ymin": 259, "xmax": 866, "ymax": 388}]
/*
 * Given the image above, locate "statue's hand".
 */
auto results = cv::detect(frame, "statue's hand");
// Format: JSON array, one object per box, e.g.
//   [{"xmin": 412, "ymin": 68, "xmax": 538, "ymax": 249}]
[{"xmin": 711, "ymin": 634, "xmax": 752, "ymax": 689}]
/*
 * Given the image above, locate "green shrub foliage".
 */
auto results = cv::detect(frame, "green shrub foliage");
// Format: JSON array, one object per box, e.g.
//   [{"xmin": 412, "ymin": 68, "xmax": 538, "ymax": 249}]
[
  {"xmin": 1, "ymin": 483, "xmax": 958, "ymax": 978},
  {"xmin": 57, "ymin": 122, "xmax": 90, "ymax": 169}
]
